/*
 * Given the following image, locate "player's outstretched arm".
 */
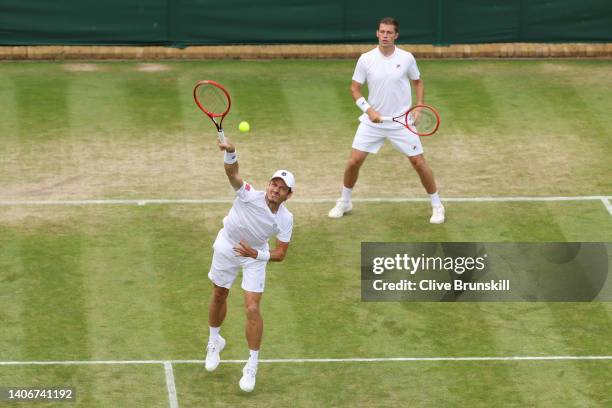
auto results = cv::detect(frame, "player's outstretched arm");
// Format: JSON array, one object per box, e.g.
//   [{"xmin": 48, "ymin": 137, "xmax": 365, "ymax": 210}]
[
  {"xmin": 233, "ymin": 239, "xmax": 290, "ymax": 262},
  {"xmin": 217, "ymin": 137, "xmax": 243, "ymax": 190}
]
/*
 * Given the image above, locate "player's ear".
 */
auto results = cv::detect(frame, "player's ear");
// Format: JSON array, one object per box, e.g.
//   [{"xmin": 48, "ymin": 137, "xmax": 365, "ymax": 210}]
[{"xmin": 286, "ymin": 191, "xmax": 293, "ymax": 200}]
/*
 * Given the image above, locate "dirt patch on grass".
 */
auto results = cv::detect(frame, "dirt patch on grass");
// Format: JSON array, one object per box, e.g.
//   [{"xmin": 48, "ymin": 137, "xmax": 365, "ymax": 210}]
[
  {"xmin": 136, "ymin": 63, "xmax": 171, "ymax": 72},
  {"xmin": 1, "ymin": 126, "xmax": 608, "ymax": 202},
  {"xmin": 63, "ymin": 63, "xmax": 101, "ymax": 72}
]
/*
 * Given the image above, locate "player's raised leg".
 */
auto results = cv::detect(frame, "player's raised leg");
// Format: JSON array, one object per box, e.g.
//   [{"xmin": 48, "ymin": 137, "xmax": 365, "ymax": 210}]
[
  {"xmin": 408, "ymin": 154, "xmax": 445, "ymax": 224},
  {"xmin": 239, "ymin": 291, "xmax": 263, "ymax": 392},
  {"xmin": 329, "ymin": 149, "xmax": 369, "ymax": 218},
  {"xmin": 205, "ymin": 284, "xmax": 229, "ymax": 371}
]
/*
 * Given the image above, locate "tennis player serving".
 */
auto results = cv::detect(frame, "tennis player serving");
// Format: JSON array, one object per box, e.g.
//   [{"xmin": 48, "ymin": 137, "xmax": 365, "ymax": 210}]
[
  {"xmin": 205, "ymin": 137, "xmax": 295, "ymax": 393},
  {"xmin": 328, "ymin": 17, "xmax": 445, "ymax": 224}
]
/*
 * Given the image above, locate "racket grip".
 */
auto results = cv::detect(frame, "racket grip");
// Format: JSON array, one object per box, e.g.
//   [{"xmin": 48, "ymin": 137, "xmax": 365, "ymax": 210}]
[
  {"xmin": 217, "ymin": 130, "xmax": 225, "ymax": 144},
  {"xmin": 380, "ymin": 116, "xmax": 391, "ymax": 123}
]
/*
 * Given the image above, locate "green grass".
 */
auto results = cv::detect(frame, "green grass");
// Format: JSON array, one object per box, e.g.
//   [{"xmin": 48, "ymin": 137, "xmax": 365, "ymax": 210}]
[{"xmin": 0, "ymin": 60, "xmax": 611, "ymax": 407}]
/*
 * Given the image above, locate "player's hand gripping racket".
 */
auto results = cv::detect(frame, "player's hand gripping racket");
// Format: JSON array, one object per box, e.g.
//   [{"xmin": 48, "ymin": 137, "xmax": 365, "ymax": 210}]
[
  {"xmin": 193, "ymin": 80, "xmax": 231, "ymax": 143},
  {"xmin": 381, "ymin": 104, "xmax": 440, "ymax": 136}
]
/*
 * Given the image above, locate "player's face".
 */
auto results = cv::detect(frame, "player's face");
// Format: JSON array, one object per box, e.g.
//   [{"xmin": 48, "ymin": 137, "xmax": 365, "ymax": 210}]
[
  {"xmin": 266, "ymin": 178, "xmax": 292, "ymax": 204},
  {"xmin": 376, "ymin": 24, "xmax": 399, "ymax": 47}
]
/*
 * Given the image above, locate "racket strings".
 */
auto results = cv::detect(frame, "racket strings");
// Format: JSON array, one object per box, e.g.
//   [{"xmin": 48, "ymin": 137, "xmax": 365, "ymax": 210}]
[
  {"xmin": 196, "ymin": 84, "xmax": 229, "ymax": 116},
  {"xmin": 408, "ymin": 108, "xmax": 437, "ymax": 134}
]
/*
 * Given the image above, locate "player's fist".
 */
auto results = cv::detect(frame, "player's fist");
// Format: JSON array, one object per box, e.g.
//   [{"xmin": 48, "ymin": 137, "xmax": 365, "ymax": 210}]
[
  {"xmin": 217, "ymin": 138, "xmax": 235, "ymax": 153},
  {"xmin": 367, "ymin": 108, "xmax": 382, "ymax": 123}
]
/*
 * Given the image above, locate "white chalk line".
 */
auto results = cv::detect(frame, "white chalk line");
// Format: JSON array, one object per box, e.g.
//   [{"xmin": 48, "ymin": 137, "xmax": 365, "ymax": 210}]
[
  {"xmin": 1, "ymin": 356, "xmax": 611, "ymax": 366},
  {"xmin": 163, "ymin": 361, "xmax": 179, "ymax": 408},
  {"xmin": 0, "ymin": 195, "xmax": 611, "ymax": 206},
  {"xmin": 601, "ymin": 197, "xmax": 612, "ymax": 216},
  {"xmin": 1, "ymin": 195, "xmax": 610, "ymax": 216}
]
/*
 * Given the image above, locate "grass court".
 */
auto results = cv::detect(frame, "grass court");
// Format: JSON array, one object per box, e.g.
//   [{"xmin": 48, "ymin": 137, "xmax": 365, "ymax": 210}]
[{"xmin": 1, "ymin": 59, "xmax": 611, "ymax": 407}]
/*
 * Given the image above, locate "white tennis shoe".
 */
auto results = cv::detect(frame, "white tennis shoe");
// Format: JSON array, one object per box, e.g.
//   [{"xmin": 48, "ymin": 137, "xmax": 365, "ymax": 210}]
[
  {"xmin": 328, "ymin": 199, "xmax": 352, "ymax": 218},
  {"xmin": 205, "ymin": 335, "xmax": 225, "ymax": 372},
  {"xmin": 239, "ymin": 363, "xmax": 258, "ymax": 392},
  {"xmin": 430, "ymin": 204, "xmax": 445, "ymax": 224}
]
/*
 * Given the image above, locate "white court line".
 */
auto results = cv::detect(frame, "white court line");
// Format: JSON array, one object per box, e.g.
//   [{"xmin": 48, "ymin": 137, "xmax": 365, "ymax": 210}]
[
  {"xmin": 0, "ymin": 195, "xmax": 611, "ymax": 206},
  {"xmin": 601, "ymin": 197, "xmax": 612, "ymax": 216},
  {"xmin": 1, "ymin": 196, "xmax": 610, "ymax": 217},
  {"xmin": 1, "ymin": 356, "xmax": 611, "ymax": 366},
  {"xmin": 164, "ymin": 361, "xmax": 179, "ymax": 408}
]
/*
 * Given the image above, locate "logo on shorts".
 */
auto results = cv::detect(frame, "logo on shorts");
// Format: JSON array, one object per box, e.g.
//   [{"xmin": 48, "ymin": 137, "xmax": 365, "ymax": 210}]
[
  {"xmin": 412, "ymin": 145, "xmax": 416, "ymax": 150},
  {"xmin": 396, "ymin": 64, "xmax": 401, "ymax": 68}
]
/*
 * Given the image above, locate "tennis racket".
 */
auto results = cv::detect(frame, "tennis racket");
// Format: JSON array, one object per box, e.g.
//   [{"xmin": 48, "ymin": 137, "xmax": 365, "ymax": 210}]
[
  {"xmin": 193, "ymin": 80, "xmax": 231, "ymax": 143},
  {"xmin": 381, "ymin": 104, "xmax": 440, "ymax": 136}
]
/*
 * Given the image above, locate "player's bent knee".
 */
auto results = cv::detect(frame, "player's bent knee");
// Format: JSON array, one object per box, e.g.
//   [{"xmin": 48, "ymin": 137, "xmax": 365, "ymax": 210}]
[
  {"xmin": 245, "ymin": 303, "xmax": 261, "ymax": 320},
  {"xmin": 348, "ymin": 156, "xmax": 366, "ymax": 169}
]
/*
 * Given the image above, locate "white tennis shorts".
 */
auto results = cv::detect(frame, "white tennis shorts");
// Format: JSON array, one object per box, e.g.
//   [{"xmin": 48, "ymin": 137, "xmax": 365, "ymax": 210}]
[
  {"xmin": 352, "ymin": 122, "xmax": 424, "ymax": 156},
  {"xmin": 208, "ymin": 231, "xmax": 267, "ymax": 293}
]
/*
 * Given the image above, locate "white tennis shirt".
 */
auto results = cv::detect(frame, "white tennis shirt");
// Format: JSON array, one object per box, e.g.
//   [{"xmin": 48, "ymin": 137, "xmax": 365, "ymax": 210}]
[
  {"xmin": 219, "ymin": 182, "xmax": 293, "ymax": 251},
  {"xmin": 352, "ymin": 47, "xmax": 421, "ymax": 129}
]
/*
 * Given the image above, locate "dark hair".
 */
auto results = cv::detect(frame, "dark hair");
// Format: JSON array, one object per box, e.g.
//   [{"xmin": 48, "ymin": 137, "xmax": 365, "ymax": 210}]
[{"xmin": 378, "ymin": 17, "xmax": 399, "ymax": 33}]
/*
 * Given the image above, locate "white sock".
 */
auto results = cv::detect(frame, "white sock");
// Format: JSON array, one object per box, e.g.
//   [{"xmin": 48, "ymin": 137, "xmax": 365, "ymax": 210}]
[
  {"xmin": 248, "ymin": 349, "xmax": 259, "ymax": 366},
  {"xmin": 209, "ymin": 326, "xmax": 220, "ymax": 341},
  {"xmin": 341, "ymin": 186, "xmax": 353, "ymax": 203},
  {"xmin": 430, "ymin": 192, "xmax": 442, "ymax": 207}
]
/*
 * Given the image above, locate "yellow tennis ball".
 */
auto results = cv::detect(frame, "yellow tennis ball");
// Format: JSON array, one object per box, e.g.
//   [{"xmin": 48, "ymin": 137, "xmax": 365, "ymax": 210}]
[{"xmin": 238, "ymin": 121, "xmax": 250, "ymax": 132}]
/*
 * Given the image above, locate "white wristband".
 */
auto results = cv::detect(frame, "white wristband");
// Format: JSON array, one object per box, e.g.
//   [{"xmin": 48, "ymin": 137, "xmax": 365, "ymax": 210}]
[
  {"xmin": 256, "ymin": 250, "xmax": 270, "ymax": 261},
  {"xmin": 355, "ymin": 97, "xmax": 371, "ymax": 113},
  {"xmin": 224, "ymin": 150, "xmax": 237, "ymax": 164}
]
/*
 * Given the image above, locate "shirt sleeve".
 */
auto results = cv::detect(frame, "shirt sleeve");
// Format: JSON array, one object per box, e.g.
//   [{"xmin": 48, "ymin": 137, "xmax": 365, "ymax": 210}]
[
  {"xmin": 276, "ymin": 213, "xmax": 293, "ymax": 243},
  {"xmin": 407, "ymin": 54, "xmax": 420, "ymax": 80},
  {"xmin": 351, "ymin": 54, "xmax": 367, "ymax": 84},
  {"xmin": 235, "ymin": 182, "xmax": 257, "ymax": 202}
]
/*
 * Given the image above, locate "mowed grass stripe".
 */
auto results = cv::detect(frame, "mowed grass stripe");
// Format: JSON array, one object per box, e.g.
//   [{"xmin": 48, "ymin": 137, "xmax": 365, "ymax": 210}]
[
  {"xmin": 262, "ymin": 262, "xmax": 310, "ymax": 358},
  {"xmin": 14, "ymin": 226, "xmax": 100, "ymax": 406},
  {"xmin": 0, "ymin": 68, "xmax": 19, "ymax": 141},
  {"xmin": 65, "ymin": 67, "xmax": 135, "ymax": 200},
  {"xmin": 121, "ymin": 65, "xmax": 185, "ymax": 136},
  {"xmin": 18, "ymin": 230, "xmax": 90, "ymax": 360},
  {"xmin": 5, "ymin": 71, "xmax": 74, "ymax": 196},
  {"xmin": 149, "ymin": 205, "xmax": 217, "ymax": 358},
  {"xmin": 280, "ymin": 76, "xmax": 366, "ymax": 198},
  {"xmin": 82, "ymin": 207, "xmax": 168, "ymax": 360},
  {"xmin": 0, "ymin": 230, "xmax": 25, "ymax": 360}
]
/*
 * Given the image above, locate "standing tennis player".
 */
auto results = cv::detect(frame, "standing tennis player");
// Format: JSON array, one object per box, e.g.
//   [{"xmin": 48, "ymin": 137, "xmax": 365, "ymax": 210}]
[
  {"xmin": 328, "ymin": 17, "xmax": 445, "ymax": 224},
  {"xmin": 205, "ymin": 137, "xmax": 294, "ymax": 393}
]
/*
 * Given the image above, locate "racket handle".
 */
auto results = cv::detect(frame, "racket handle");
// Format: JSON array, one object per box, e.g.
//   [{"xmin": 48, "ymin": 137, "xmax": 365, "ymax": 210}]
[
  {"xmin": 217, "ymin": 130, "xmax": 225, "ymax": 144},
  {"xmin": 380, "ymin": 116, "xmax": 392, "ymax": 123}
]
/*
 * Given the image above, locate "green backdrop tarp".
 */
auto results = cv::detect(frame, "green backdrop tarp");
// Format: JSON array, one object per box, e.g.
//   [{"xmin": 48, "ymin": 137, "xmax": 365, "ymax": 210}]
[{"xmin": 0, "ymin": 0, "xmax": 610, "ymax": 45}]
